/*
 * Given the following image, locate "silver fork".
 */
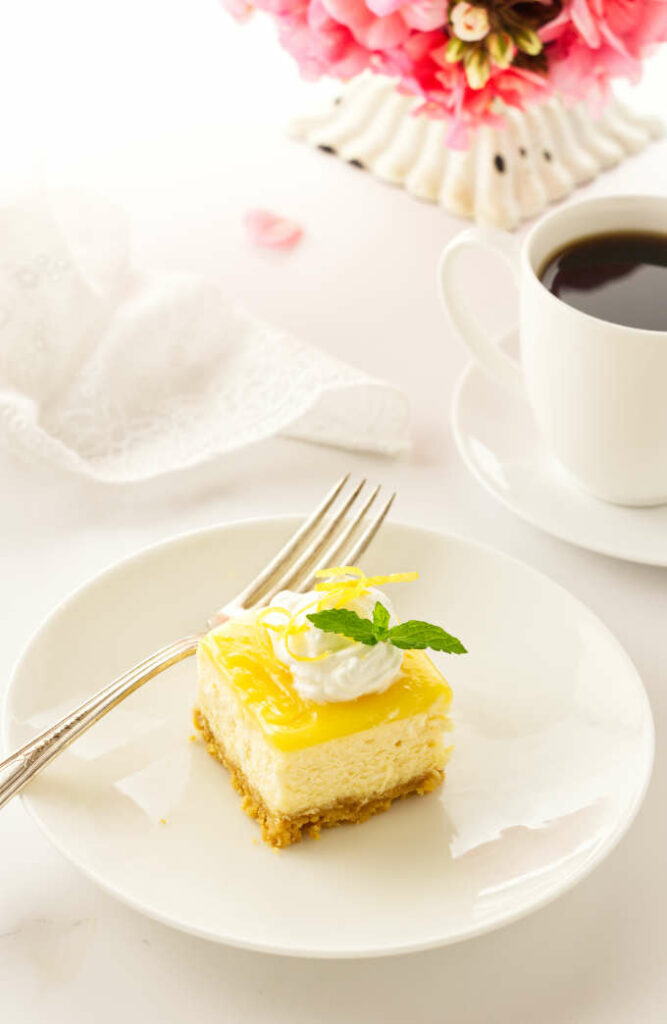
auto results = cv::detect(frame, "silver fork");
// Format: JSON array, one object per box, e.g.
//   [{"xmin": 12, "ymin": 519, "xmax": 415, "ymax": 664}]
[{"xmin": 0, "ymin": 476, "xmax": 395, "ymax": 810}]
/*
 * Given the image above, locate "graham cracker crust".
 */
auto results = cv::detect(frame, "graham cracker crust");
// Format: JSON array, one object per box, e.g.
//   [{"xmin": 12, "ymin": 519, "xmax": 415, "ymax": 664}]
[{"xmin": 193, "ymin": 707, "xmax": 444, "ymax": 848}]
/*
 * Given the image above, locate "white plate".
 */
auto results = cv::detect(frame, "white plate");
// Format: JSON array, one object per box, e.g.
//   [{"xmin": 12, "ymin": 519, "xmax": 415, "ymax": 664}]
[
  {"xmin": 452, "ymin": 359, "xmax": 667, "ymax": 566},
  {"xmin": 4, "ymin": 518, "xmax": 654, "ymax": 958}
]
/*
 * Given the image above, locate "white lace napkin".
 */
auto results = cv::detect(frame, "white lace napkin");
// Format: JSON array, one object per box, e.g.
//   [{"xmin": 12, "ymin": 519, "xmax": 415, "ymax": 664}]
[{"xmin": 0, "ymin": 191, "xmax": 410, "ymax": 482}]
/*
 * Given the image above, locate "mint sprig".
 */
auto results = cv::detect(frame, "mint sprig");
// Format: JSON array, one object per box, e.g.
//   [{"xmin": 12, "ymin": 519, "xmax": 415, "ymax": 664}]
[
  {"xmin": 383, "ymin": 620, "xmax": 465, "ymax": 653},
  {"xmin": 306, "ymin": 607, "xmax": 378, "ymax": 646},
  {"xmin": 306, "ymin": 601, "xmax": 467, "ymax": 655},
  {"xmin": 372, "ymin": 600, "xmax": 390, "ymax": 637}
]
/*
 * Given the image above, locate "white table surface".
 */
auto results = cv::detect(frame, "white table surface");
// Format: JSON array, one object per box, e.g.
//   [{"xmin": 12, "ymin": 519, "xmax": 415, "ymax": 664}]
[{"xmin": 1, "ymin": 2, "xmax": 666, "ymax": 1021}]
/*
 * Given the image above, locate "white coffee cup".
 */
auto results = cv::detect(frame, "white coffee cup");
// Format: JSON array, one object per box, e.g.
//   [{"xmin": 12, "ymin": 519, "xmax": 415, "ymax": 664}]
[{"xmin": 438, "ymin": 195, "xmax": 667, "ymax": 507}]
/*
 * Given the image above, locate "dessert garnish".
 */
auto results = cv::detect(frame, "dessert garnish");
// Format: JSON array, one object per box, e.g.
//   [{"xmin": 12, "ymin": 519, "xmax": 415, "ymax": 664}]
[
  {"xmin": 262, "ymin": 565, "xmax": 466, "ymax": 660},
  {"xmin": 307, "ymin": 600, "xmax": 466, "ymax": 654}
]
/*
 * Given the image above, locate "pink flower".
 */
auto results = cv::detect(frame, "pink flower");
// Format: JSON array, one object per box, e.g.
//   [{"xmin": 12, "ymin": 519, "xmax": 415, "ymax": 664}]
[
  {"xmin": 220, "ymin": 0, "xmax": 254, "ymax": 20},
  {"xmin": 231, "ymin": 0, "xmax": 667, "ymax": 143},
  {"xmin": 542, "ymin": 0, "xmax": 667, "ymax": 102},
  {"xmin": 320, "ymin": 0, "xmax": 411, "ymax": 49},
  {"xmin": 244, "ymin": 210, "xmax": 303, "ymax": 248},
  {"xmin": 276, "ymin": 2, "xmax": 370, "ymax": 79},
  {"xmin": 400, "ymin": 0, "xmax": 448, "ymax": 31},
  {"xmin": 450, "ymin": 2, "xmax": 490, "ymax": 41}
]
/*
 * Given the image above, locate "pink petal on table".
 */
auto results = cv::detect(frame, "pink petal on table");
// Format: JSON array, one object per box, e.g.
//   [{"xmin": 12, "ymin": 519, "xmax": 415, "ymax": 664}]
[{"xmin": 244, "ymin": 209, "xmax": 303, "ymax": 249}]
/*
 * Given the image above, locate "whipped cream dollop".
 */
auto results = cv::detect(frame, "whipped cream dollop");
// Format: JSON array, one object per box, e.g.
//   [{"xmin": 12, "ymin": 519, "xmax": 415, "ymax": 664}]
[{"xmin": 265, "ymin": 587, "xmax": 404, "ymax": 703}]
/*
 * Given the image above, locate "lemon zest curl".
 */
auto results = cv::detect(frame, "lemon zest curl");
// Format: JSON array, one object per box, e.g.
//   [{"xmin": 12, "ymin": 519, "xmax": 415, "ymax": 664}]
[{"xmin": 256, "ymin": 567, "xmax": 418, "ymax": 662}]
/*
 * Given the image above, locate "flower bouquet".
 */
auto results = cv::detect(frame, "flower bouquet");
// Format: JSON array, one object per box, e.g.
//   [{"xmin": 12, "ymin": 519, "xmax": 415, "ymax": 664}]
[{"xmin": 224, "ymin": 0, "xmax": 667, "ymax": 226}]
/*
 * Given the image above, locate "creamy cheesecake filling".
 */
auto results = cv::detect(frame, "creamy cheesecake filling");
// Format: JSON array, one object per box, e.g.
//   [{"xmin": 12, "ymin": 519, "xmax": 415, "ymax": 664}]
[{"xmin": 197, "ymin": 646, "xmax": 452, "ymax": 817}]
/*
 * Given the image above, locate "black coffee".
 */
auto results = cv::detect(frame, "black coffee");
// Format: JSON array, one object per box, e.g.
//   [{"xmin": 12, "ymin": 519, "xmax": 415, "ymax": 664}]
[{"xmin": 539, "ymin": 231, "xmax": 667, "ymax": 331}]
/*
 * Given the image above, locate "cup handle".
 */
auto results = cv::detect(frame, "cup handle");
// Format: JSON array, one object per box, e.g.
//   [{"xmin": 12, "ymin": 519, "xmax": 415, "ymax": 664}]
[{"xmin": 438, "ymin": 228, "xmax": 523, "ymax": 393}]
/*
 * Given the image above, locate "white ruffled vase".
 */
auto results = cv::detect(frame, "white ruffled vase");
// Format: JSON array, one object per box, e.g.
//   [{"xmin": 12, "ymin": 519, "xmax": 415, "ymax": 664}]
[{"xmin": 291, "ymin": 73, "xmax": 663, "ymax": 230}]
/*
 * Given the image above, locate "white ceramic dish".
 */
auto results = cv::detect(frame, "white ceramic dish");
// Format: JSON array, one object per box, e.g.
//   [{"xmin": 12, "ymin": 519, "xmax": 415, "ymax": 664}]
[
  {"xmin": 452, "ymin": 360, "xmax": 667, "ymax": 567},
  {"xmin": 4, "ymin": 518, "xmax": 654, "ymax": 958}
]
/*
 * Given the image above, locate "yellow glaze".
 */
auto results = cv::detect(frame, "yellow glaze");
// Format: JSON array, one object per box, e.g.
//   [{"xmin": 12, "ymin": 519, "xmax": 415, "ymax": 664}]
[{"xmin": 200, "ymin": 616, "xmax": 452, "ymax": 752}]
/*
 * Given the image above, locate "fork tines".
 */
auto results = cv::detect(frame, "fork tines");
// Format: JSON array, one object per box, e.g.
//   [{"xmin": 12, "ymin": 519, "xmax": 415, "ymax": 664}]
[{"xmin": 236, "ymin": 475, "xmax": 396, "ymax": 611}]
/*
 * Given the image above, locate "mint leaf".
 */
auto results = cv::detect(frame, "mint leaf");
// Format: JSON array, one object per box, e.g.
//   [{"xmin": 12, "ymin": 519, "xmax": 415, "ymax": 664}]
[
  {"xmin": 306, "ymin": 608, "xmax": 378, "ymax": 646},
  {"xmin": 372, "ymin": 601, "xmax": 390, "ymax": 638},
  {"xmin": 307, "ymin": 605, "xmax": 467, "ymax": 656},
  {"xmin": 386, "ymin": 620, "xmax": 467, "ymax": 654}
]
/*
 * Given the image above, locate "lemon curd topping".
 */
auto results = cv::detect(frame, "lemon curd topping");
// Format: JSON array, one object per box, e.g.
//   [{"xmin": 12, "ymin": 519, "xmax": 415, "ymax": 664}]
[{"xmin": 200, "ymin": 617, "xmax": 452, "ymax": 753}]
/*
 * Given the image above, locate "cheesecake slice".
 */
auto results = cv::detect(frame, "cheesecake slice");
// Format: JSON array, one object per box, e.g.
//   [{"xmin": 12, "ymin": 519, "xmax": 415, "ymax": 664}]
[{"xmin": 194, "ymin": 602, "xmax": 454, "ymax": 848}]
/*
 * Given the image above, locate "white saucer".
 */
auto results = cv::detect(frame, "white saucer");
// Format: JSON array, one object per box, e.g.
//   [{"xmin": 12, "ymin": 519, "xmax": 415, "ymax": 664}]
[
  {"xmin": 4, "ymin": 518, "xmax": 653, "ymax": 957},
  {"xmin": 452, "ymin": 360, "xmax": 667, "ymax": 566}
]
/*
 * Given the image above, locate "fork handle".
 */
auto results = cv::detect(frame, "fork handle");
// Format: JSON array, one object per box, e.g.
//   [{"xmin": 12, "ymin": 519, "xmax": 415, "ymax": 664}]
[{"xmin": 0, "ymin": 635, "xmax": 200, "ymax": 810}]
